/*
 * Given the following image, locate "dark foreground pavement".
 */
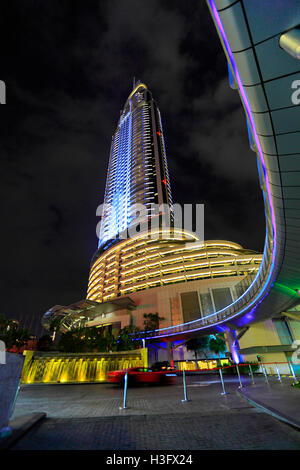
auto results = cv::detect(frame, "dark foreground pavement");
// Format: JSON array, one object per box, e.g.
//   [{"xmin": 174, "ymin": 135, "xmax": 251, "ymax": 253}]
[
  {"xmin": 7, "ymin": 375, "xmax": 300, "ymax": 450},
  {"xmin": 9, "ymin": 411, "xmax": 300, "ymax": 450},
  {"xmin": 239, "ymin": 379, "xmax": 300, "ymax": 429}
]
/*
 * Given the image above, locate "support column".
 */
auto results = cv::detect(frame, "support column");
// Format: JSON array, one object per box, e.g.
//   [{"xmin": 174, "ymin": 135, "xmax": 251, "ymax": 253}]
[
  {"xmin": 167, "ymin": 341, "xmax": 174, "ymax": 367},
  {"xmin": 224, "ymin": 329, "xmax": 242, "ymax": 364}
]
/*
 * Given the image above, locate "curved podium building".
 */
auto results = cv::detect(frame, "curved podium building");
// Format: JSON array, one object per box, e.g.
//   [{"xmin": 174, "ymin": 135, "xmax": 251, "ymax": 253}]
[{"xmin": 84, "ymin": 232, "xmax": 262, "ymax": 333}]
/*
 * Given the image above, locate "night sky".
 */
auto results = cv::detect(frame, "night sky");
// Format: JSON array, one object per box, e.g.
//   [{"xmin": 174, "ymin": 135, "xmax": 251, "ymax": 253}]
[{"xmin": 1, "ymin": 0, "xmax": 265, "ymax": 335}]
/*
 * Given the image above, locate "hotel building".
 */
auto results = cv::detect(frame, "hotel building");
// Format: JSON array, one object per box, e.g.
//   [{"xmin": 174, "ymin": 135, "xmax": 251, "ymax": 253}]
[{"xmin": 42, "ymin": 82, "xmax": 300, "ymax": 372}]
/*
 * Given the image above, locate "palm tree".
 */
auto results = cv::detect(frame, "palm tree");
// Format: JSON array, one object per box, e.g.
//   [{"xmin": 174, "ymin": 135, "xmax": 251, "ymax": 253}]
[
  {"xmin": 186, "ymin": 336, "xmax": 209, "ymax": 360},
  {"xmin": 208, "ymin": 334, "xmax": 226, "ymax": 359},
  {"xmin": 58, "ymin": 327, "xmax": 88, "ymax": 353},
  {"xmin": 49, "ymin": 317, "xmax": 62, "ymax": 341},
  {"xmin": 0, "ymin": 314, "xmax": 17, "ymax": 334},
  {"xmin": 117, "ymin": 326, "xmax": 141, "ymax": 351},
  {"xmin": 143, "ymin": 313, "xmax": 165, "ymax": 332},
  {"xmin": 4, "ymin": 326, "xmax": 31, "ymax": 351},
  {"xmin": 105, "ymin": 330, "xmax": 117, "ymax": 352}
]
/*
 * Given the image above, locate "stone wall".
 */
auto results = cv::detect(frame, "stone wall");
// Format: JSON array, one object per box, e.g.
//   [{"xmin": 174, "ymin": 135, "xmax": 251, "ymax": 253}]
[{"xmin": 0, "ymin": 352, "xmax": 24, "ymax": 437}]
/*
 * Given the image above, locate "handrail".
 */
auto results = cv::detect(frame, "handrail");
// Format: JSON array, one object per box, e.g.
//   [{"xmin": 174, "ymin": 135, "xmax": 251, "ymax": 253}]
[{"xmin": 173, "ymin": 361, "xmax": 298, "ymax": 374}]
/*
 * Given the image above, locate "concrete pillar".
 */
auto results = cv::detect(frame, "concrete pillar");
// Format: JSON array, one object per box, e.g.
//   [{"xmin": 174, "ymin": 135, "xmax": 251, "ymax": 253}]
[
  {"xmin": 0, "ymin": 352, "xmax": 25, "ymax": 438},
  {"xmin": 224, "ymin": 330, "xmax": 242, "ymax": 364},
  {"xmin": 167, "ymin": 341, "xmax": 174, "ymax": 366}
]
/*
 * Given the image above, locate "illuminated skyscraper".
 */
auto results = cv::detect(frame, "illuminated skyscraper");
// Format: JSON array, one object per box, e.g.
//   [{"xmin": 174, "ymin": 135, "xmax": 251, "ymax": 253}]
[
  {"xmin": 98, "ymin": 81, "xmax": 172, "ymax": 249},
  {"xmin": 43, "ymin": 81, "xmax": 263, "ymax": 348}
]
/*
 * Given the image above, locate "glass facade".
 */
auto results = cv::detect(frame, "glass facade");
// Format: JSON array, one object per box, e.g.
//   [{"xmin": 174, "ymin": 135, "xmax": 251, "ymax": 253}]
[
  {"xmin": 212, "ymin": 288, "xmax": 233, "ymax": 312},
  {"xmin": 199, "ymin": 292, "xmax": 214, "ymax": 316},
  {"xmin": 181, "ymin": 291, "xmax": 201, "ymax": 323}
]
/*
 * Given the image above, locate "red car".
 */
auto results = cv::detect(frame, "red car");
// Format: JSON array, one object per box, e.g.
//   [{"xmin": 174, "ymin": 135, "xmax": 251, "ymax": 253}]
[{"xmin": 107, "ymin": 367, "xmax": 177, "ymax": 385}]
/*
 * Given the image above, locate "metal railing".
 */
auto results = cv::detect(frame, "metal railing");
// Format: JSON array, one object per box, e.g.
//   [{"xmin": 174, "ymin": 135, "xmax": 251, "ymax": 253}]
[{"xmin": 119, "ymin": 361, "xmax": 299, "ymax": 408}]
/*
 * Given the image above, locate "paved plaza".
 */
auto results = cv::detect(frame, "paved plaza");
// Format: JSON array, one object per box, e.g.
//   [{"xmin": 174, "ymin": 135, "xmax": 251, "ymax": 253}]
[{"xmin": 8, "ymin": 374, "xmax": 300, "ymax": 450}]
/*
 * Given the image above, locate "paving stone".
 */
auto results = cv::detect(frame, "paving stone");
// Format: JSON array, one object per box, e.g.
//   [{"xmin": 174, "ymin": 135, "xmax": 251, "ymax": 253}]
[
  {"xmin": 9, "ymin": 375, "xmax": 300, "ymax": 450},
  {"xmin": 10, "ymin": 412, "xmax": 300, "ymax": 450}
]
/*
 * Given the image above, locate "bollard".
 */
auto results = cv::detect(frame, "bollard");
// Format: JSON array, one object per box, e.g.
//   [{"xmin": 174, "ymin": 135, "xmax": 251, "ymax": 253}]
[
  {"xmin": 288, "ymin": 362, "xmax": 297, "ymax": 383},
  {"xmin": 219, "ymin": 368, "xmax": 227, "ymax": 395},
  {"xmin": 275, "ymin": 364, "xmax": 282, "ymax": 383},
  {"xmin": 181, "ymin": 369, "xmax": 190, "ymax": 402},
  {"xmin": 119, "ymin": 371, "xmax": 128, "ymax": 410},
  {"xmin": 236, "ymin": 364, "xmax": 243, "ymax": 388},
  {"xmin": 249, "ymin": 364, "xmax": 255, "ymax": 385},
  {"xmin": 262, "ymin": 365, "xmax": 269, "ymax": 385}
]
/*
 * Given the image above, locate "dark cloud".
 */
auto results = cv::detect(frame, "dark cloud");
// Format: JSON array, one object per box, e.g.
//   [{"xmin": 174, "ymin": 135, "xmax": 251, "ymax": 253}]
[{"xmin": 0, "ymin": 0, "xmax": 265, "ymax": 334}]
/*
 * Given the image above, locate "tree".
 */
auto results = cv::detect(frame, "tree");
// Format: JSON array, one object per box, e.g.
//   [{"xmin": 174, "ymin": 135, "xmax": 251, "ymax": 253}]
[
  {"xmin": 58, "ymin": 328, "xmax": 86, "ymax": 353},
  {"xmin": 186, "ymin": 336, "xmax": 209, "ymax": 360},
  {"xmin": 83, "ymin": 326, "xmax": 101, "ymax": 352},
  {"xmin": 37, "ymin": 334, "xmax": 53, "ymax": 351},
  {"xmin": 143, "ymin": 313, "xmax": 165, "ymax": 332},
  {"xmin": 0, "ymin": 313, "xmax": 31, "ymax": 351},
  {"xmin": 0, "ymin": 314, "xmax": 17, "ymax": 334},
  {"xmin": 49, "ymin": 317, "xmax": 63, "ymax": 341},
  {"xmin": 117, "ymin": 326, "xmax": 141, "ymax": 351},
  {"xmin": 208, "ymin": 334, "xmax": 226, "ymax": 358},
  {"xmin": 57, "ymin": 326, "xmax": 118, "ymax": 353},
  {"xmin": 105, "ymin": 330, "xmax": 117, "ymax": 352},
  {"xmin": 3, "ymin": 326, "xmax": 31, "ymax": 351},
  {"xmin": 84, "ymin": 326, "xmax": 109, "ymax": 352}
]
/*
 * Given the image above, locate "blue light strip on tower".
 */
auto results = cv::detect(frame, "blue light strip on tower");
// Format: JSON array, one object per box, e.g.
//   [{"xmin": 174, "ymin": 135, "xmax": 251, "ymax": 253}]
[{"xmin": 99, "ymin": 107, "xmax": 133, "ymax": 247}]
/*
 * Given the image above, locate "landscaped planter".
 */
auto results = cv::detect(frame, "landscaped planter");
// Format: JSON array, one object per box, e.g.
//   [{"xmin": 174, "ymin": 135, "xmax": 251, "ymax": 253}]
[{"xmin": 0, "ymin": 352, "xmax": 24, "ymax": 438}]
